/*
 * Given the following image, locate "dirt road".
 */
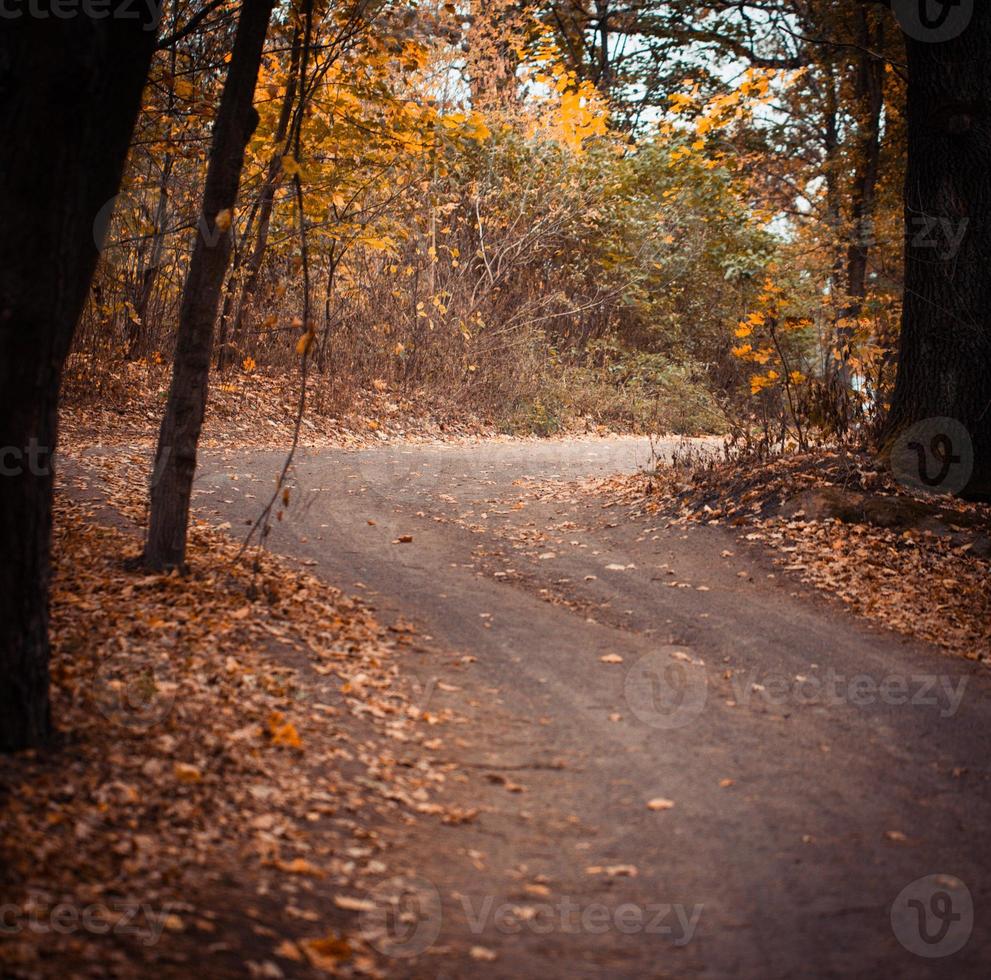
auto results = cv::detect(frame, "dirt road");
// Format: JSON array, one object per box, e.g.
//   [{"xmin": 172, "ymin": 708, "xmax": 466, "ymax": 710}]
[{"xmin": 196, "ymin": 436, "xmax": 991, "ymax": 978}]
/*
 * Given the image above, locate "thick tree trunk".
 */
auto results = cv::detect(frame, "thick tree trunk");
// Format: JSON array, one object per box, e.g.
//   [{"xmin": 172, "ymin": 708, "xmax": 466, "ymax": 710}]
[
  {"xmin": 0, "ymin": 17, "xmax": 156, "ymax": 750},
  {"xmin": 887, "ymin": 9, "xmax": 991, "ymax": 499},
  {"xmin": 145, "ymin": 0, "xmax": 276, "ymax": 570}
]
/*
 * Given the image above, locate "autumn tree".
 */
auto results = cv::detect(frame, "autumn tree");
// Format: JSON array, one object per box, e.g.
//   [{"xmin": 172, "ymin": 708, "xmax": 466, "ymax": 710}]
[
  {"xmin": 145, "ymin": 0, "xmax": 278, "ymax": 570},
  {"xmin": 0, "ymin": 15, "xmax": 157, "ymax": 750}
]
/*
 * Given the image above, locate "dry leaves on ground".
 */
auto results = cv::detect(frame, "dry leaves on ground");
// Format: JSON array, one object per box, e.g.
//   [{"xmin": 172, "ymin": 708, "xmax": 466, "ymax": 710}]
[
  {"xmin": 0, "ymin": 485, "xmax": 461, "ymax": 978},
  {"xmin": 594, "ymin": 450, "xmax": 991, "ymax": 662}
]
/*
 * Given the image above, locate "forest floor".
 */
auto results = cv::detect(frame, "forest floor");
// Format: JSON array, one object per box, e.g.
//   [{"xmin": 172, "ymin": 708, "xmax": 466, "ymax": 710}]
[
  {"xmin": 3, "ymin": 389, "xmax": 991, "ymax": 977},
  {"xmin": 58, "ymin": 360, "xmax": 636, "ymax": 454}
]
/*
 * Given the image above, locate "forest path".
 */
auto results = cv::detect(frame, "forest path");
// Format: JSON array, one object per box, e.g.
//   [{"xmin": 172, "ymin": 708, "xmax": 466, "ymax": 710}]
[{"xmin": 196, "ymin": 435, "xmax": 991, "ymax": 978}]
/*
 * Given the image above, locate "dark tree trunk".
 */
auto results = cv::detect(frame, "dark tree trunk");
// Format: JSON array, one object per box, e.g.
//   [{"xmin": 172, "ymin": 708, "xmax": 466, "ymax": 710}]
[
  {"xmin": 594, "ymin": 0, "xmax": 613, "ymax": 96},
  {"xmin": 887, "ymin": 8, "xmax": 991, "ymax": 499},
  {"xmin": 845, "ymin": 9, "xmax": 885, "ymax": 312},
  {"xmin": 0, "ymin": 17, "xmax": 156, "ymax": 750},
  {"xmin": 145, "ymin": 0, "xmax": 276, "ymax": 570}
]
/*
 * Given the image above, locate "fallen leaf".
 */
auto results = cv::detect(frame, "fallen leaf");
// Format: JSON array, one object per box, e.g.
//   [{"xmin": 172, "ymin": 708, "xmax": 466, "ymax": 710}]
[
  {"xmin": 174, "ymin": 763, "xmax": 202, "ymax": 784},
  {"xmin": 585, "ymin": 864, "xmax": 638, "ymax": 877},
  {"xmin": 333, "ymin": 895, "xmax": 375, "ymax": 912},
  {"xmin": 276, "ymin": 858, "xmax": 324, "ymax": 877}
]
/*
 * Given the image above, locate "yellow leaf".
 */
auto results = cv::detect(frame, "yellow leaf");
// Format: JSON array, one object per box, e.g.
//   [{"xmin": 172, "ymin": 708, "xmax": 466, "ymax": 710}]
[
  {"xmin": 276, "ymin": 858, "xmax": 324, "ymax": 877},
  {"xmin": 174, "ymin": 762, "xmax": 202, "ymax": 783},
  {"xmin": 301, "ymin": 932, "xmax": 352, "ymax": 971},
  {"xmin": 268, "ymin": 712, "xmax": 302, "ymax": 749}
]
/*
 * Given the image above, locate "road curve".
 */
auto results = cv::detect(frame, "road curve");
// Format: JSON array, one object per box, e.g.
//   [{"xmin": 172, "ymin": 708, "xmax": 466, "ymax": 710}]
[{"xmin": 196, "ymin": 436, "xmax": 991, "ymax": 979}]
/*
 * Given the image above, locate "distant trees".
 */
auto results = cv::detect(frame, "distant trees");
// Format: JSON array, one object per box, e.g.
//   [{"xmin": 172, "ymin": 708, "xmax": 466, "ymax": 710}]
[{"xmin": 0, "ymin": 15, "xmax": 157, "ymax": 749}]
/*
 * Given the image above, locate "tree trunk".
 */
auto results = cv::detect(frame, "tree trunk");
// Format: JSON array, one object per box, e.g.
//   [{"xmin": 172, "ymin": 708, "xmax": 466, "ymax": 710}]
[
  {"xmin": 887, "ymin": 8, "xmax": 991, "ymax": 499},
  {"xmin": 145, "ymin": 0, "xmax": 276, "ymax": 570},
  {"xmin": 0, "ymin": 18, "xmax": 156, "ymax": 750},
  {"xmin": 594, "ymin": 0, "xmax": 613, "ymax": 96},
  {"xmin": 845, "ymin": 8, "xmax": 885, "ymax": 313}
]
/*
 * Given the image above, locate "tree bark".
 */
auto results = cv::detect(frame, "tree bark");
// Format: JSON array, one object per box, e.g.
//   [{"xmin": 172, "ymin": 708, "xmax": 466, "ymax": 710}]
[
  {"xmin": 887, "ymin": 8, "xmax": 991, "ymax": 499},
  {"xmin": 145, "ymin": 0, "xmax": 276, "ymax": 569},
  {"xmin": 845, "ymin": 8, "xmax": 886, "ymax": 312},
  {"xmin": 0, "ymin": 17, "xmax": 156, "ymax": 750}
]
